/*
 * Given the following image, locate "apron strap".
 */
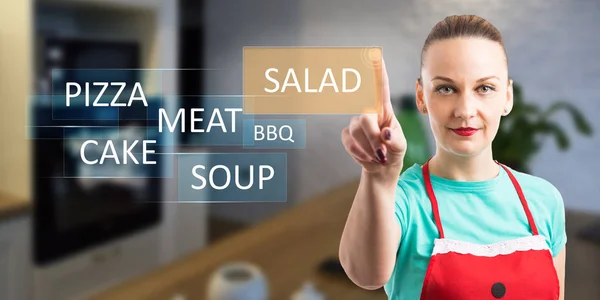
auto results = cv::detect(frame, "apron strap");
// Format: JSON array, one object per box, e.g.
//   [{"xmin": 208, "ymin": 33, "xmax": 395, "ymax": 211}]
[
  {"xmin": 497, "ymin": 162, "xmax": 539, "ymax": 235},
  {"xmin": 422, "ymin": 159, "xmax": 539, "ymax": 239},
  {"xmin": 422, "ymin": 160, "xmax": 446, "ymax": 238}
]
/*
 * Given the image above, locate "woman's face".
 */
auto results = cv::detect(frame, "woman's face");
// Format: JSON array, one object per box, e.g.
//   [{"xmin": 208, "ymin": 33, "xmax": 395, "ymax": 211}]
[{"xmin": 416, "ymin": 37, "xmax": 513, "ymax": 158}]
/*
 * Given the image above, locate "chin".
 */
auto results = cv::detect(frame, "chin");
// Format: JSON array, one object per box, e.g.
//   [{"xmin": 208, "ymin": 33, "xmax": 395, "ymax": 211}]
[
  {"xmin": 439, "ymin": 129, "xmax": 490, "ymax": 157},
  {"xmin": 444, "ymin": 140, "xmax": 484, "ymax": 157}
]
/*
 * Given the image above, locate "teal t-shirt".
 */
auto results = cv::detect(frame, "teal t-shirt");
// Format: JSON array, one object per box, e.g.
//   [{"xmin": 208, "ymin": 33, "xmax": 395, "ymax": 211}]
[{"xmin": 383, "ymin": 163, "xmax": 567, "ymax": 300}]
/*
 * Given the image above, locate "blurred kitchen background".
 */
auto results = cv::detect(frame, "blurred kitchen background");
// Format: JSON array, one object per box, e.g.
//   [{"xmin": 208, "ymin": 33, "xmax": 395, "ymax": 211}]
[{"xmin": 1, "ymin": 0, "xmax": 600, "ymax": 299}]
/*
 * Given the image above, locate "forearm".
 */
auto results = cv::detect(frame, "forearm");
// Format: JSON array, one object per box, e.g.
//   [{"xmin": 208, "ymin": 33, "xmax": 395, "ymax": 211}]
[{"xmin": 339, "ymin": 168, "xmax": 402, "ymax": 289}]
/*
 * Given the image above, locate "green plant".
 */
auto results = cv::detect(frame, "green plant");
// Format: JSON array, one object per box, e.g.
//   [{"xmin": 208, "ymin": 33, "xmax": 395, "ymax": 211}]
[{"xmin": 492, "ymin": 82, "xmax": 593, "ymax": 173}]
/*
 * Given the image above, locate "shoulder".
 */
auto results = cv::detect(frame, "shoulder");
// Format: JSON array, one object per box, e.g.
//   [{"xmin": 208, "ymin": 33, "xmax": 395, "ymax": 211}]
[
  {"xmin": 502, "ymin": 165, "xmax": 567, "ymax": 256},
  {"xmin": 503, "ymin": 165, "xmax": 564, "ymax": 210},
  {"xmin": 392, "ymin": 164, "xmax": 433, "ymax": 220},
  {"xmin": 392, "ymin": 164, "xmax": 426, "ymax": 227},
  {"xmin": 394, "ymin": 163, "xmax": 426, "ymax": 200},
  {"xmin": 398, "ymin": 163, "xmax": 427, "ymax": 190}
]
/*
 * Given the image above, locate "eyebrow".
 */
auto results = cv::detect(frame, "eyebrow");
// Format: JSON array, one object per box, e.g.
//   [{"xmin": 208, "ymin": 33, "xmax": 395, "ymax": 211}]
[{"xmin": 431, "ymin": 76, "xmax": 500, "ymax": 83}]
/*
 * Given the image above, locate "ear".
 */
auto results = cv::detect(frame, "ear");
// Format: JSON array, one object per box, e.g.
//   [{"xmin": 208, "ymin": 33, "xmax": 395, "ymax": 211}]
[
  {"xmin": 503, "ymin": 78, "xmax": 514, "ymax": 116},
  {"xmin": 415, "ymin": 78, "xmax": 427, "ymax": 114}
]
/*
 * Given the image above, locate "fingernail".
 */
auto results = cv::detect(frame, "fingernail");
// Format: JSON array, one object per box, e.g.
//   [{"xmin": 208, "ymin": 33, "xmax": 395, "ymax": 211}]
[
  {"xmin": 376, "ymin": 149, "xmax": 387, "ymax": 163},
  {"xmin": 384, "ymin": 129, "xmax": 391, "ymax": 140}
]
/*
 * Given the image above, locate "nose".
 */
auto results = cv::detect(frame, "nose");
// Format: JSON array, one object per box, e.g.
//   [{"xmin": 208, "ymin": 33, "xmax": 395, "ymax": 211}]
[{"xmin": 453, "ymin": 93, "xmax": 477, "ymax": 120}]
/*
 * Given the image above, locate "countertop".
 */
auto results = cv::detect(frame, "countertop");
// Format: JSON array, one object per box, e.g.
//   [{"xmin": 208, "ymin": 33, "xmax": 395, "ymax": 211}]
[
  {"xmin": 93, "ymin": 178, "xmax": 388, "ymax": 300},
  {"xmin": 0, "ymin": 191, "xmax": 31, "ymax": 220}
]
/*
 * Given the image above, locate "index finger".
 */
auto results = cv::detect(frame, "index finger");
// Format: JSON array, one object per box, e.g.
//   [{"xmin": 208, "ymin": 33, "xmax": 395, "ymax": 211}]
[{"xmin": 372, "ymin": 54, "xmax": 393, "ymax": 127}]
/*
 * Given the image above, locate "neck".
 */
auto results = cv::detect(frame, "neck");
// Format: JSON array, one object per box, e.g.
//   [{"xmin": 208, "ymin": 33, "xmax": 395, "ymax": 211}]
[{"xmin": 428, "ymin": 147, "xmax": 500, "ymax": 182}]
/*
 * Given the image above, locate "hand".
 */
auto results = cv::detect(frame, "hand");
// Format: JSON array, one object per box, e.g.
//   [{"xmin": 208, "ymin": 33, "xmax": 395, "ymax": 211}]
[{"xmin": 341, "ymin": 58, "xmax": 407, "ymax": 175}]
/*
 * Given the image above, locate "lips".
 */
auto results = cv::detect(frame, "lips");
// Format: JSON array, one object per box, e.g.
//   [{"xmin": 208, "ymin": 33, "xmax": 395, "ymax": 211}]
[{"xmin": 451, "ymin": 127, "xmax": 479, "ymax": 136}]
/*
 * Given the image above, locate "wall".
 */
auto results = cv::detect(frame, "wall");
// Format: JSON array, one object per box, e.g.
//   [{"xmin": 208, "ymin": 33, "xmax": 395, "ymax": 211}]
[
  {"xmin": 0, "ymin": 0, "xmax": 33, "ymax": 200},
  {"xmin": 204, "ymin": 0, "xmax": 600, "ymax": 223}
]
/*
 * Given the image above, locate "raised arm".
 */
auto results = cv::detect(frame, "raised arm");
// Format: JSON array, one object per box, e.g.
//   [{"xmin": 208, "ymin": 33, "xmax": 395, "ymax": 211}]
[{"xmin": 339, "ymin": 58, "xmax": 408, "ymax": 289}]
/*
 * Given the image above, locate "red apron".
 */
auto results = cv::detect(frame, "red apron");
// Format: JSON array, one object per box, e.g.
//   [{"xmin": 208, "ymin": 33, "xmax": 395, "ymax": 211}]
[{"xmin": 419, "ymin": 160, "xmax": 560, "ymax": 300}]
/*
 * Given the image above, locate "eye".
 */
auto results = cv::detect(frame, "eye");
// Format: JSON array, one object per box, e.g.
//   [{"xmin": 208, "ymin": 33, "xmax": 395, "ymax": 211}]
[
  {"xmin": 477, "ymin": 85, "xmax": 496, "ymax": 94},
  {"xmin": 435, "ymin": 85, "xmax": 455, "ymax": 95}
]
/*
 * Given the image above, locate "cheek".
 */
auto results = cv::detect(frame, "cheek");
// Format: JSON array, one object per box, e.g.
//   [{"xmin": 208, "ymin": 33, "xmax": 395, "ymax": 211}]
[
  {"xmin": 480, "ymin": 112, "xmax": 503, "ymax": 139},
  {"xmin": 426, "ymin": 100, "xmax": 453, "ymax": 127},
  {"xmin": 427, "ymin": 111, "xmax": 452, "ymax": 138},
  {"xmin": 481, "ymin": 99, "xmax": 505, "ymax": 125}
]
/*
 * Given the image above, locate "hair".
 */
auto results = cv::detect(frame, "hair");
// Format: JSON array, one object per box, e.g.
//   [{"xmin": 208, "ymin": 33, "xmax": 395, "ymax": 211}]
[{"xmin": 419, "ymin": 15, "xmax": 507, "ymax": 84}]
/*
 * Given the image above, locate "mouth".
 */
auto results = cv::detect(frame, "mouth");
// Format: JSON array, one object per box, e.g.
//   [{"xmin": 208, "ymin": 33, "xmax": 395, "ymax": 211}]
[{"xmin": 451, "ymin": 127, "xmax": 479, "ymax": 137}]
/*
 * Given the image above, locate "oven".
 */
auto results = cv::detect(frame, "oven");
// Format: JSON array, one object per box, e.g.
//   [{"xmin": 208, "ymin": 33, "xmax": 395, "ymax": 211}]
[{"xmin": 33, "ymin": 37, "xmax": 163, "ymax": 266}]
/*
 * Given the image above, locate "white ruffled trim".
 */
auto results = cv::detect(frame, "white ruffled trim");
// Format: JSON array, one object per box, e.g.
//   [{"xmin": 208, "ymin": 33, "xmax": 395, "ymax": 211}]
[{"xmin": 432, "ymin": 235, "xmax": 549, "ymax": 257}]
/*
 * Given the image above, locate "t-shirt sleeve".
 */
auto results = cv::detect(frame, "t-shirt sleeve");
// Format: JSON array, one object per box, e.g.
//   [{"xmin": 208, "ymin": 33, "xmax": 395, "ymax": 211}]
[
  {"xmin": 394, "ymin": 182, "xmax": 410, "ymax": 246},
  {"xmin": 550, "ymin": 185, "xmax": 567, "ymax": 257}
]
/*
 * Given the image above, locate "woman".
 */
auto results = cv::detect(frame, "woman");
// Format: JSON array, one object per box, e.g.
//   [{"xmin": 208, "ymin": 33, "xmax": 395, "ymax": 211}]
[{"xmin": 339, "ymin": 15, "xmax": 566, "ymax": 300}]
